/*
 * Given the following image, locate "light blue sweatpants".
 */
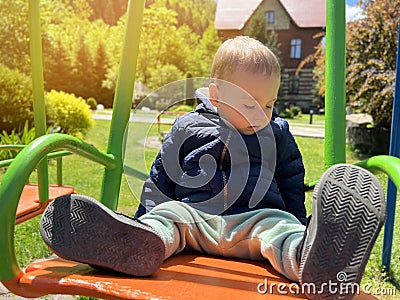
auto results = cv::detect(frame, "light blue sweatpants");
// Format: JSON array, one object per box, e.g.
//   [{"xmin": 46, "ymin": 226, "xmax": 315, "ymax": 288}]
[{"xmin": 139, "ymin": 201, "xmax": 306, "ymax": 282}]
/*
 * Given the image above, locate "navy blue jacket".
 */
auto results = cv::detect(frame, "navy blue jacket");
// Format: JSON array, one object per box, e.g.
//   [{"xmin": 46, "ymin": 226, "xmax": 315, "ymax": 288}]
[{"xmin": 136, "ymin": 91, "xmax": 307, "ymax": 224}]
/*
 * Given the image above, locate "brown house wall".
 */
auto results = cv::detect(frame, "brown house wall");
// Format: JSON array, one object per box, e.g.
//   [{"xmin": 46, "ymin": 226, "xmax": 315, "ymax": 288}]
[{"xmin": 276, "ymin": 21, "xmax": 323, "ymax": 69}]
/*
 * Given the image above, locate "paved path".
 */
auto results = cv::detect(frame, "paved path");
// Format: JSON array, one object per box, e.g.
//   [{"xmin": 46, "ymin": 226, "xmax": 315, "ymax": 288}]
[{"xmin": 93, "ymin": 111, "xmax": 325, "ymax": 138}]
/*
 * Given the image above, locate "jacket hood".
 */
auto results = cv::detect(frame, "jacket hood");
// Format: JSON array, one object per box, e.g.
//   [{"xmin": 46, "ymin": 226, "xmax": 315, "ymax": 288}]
[{"xmin": 195, "ymin": 87, "xmax": 218, "ymax": 115}]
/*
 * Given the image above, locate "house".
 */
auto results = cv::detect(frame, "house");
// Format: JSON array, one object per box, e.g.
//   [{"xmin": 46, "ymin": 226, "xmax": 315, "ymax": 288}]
[{"xmin": 215, "ymin": 0, "xmax": 326, "ymax": 112}]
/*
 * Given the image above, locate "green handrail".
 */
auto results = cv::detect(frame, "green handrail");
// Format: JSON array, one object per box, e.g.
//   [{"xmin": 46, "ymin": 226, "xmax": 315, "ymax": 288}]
[
  {"xmin": 0, "ymin": 133, "xmax": 116, "ymax": 281},
  {"xmin": 356, "ymin": 155, "xmax": 400, "ymax": 190},
  {"xmin": 324, "ymin": 0, "xmax": 346, "ymax": 169}
]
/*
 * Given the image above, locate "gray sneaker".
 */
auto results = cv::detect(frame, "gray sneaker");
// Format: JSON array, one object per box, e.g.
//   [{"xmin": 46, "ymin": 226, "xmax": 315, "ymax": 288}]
[
  {"xmin": 298, "ymin": 164, "xmax": 386, "ymax": 299},
  {"xmin": 40, "ymin": 194, "xmax": 165, "ymax": 276}
]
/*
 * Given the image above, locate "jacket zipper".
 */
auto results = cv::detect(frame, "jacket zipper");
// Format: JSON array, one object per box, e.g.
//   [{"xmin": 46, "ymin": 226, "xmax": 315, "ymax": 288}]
[{"xmin": 219, "ymin": 131, "xmax": 232, "ymax": 214}]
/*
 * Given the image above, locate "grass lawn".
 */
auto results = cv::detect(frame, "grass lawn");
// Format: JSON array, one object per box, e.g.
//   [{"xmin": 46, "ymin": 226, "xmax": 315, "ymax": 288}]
[
  {"xmin": 2, "ymin": 118, "xmax": 399, "ymax": 299},
  {"xmin": 287, "ymin": 113, "xmax": 325, "ymax": 127}
]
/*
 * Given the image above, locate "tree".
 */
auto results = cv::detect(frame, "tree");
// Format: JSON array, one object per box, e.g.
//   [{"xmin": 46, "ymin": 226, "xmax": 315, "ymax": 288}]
[
  {"xmin": 92, "ymin": 41, "xmax": 114, "ymax": 107},
  {"xmin": 189, "ymin": 22, "xmax": 222, "ymax": 77},
  {"xmin": 137, "ymin": 6, "xmax": 189, "ymax": 84},
  {"xmin": 43, "ymin": 39, "xmax": 75, "ymax": 93},
  {"xmin": 244, "ymin": 5, "xmax": 281, "ymax": 60},
  {"xmin": 346, "ymin": 0, "xmax": 399, "ymax": 128},
  {"xmin": 86, "ymin": 0, "xmax": 128, "ymax": 25},
  {"xmin": 166, "ymin": 0, "xmax": 217, "ymax": 36},
  {"xmin": 0, "ymin": 0, "xmax": 31, "ymax": 73},
  {"xmin": 0, "ymin": 0, "xmax": 93, "ymax": 74},
  {"xmin": 309, "ymin": 1, "xmax": 399, "ymax": 124},
  {"xmin": 297, "ymin": 33, "xmax": 325, "ymax": 107},
  {"xmin": 147, "ymin": 64, "xmax": 184, "ymax": 91}
]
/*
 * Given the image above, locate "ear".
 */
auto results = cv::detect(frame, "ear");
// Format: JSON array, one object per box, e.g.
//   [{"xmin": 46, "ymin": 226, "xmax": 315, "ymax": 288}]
[{"xmin": 208, "ymin": 83, "xmax": 219, "ymax": 107}]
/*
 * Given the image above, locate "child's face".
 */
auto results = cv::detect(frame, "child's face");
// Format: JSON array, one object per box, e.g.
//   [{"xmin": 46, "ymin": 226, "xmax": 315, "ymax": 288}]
[{"xmin": 209, "ymin": 70, "xmax": 280, "ymax": 135}]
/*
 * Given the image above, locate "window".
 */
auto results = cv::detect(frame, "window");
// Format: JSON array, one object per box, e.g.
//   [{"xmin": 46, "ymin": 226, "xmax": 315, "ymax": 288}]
[
  {"xmin": 288, "ymin": 75, "xmax": 299, "ymax": 94},
  {"xmin": 290, "ymin": 39, "xmax": 302, "ymax": 59},
  {"xmin": 265, "ymin": 11, "xmax": 275, "ymax": 24}
]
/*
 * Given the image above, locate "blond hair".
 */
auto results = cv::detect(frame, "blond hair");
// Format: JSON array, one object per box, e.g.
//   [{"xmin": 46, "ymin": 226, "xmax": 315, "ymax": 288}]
[{"xmin": 210, "ymin": 36, "xmax": 281, "ymax": 80}]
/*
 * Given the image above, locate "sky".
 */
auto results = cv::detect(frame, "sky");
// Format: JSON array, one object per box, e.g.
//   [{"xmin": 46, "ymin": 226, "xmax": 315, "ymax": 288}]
[
  {"xmin": 346, "ymin": 0, "xmax": 363, "ymax": 22},
  {"xmin": 346, "ymin": 0, "xmax": 359, "ymax": 6}
]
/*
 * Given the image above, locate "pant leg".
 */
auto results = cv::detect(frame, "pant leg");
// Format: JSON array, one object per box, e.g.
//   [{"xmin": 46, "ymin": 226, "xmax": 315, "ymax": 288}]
[
  {"xmin": 139, "ymin": 201, "xmax": 224, "ymax": 259},
  {"xmin": 220, "ymin": 209, "xmax": 305, "ymax": 282},
  {"xmin": 139, "ymin": 201, "xmax": 305, "ymax": 281}
]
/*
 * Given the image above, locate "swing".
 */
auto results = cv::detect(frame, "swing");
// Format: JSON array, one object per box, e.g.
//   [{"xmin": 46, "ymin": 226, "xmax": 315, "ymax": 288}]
[
  {"xmin": 0, "ymin": 0, "xmax": 399, "ymax": 299},
  {"xmin": 0, "ymin": 145, "xmax": 75, "ymax": 226}
]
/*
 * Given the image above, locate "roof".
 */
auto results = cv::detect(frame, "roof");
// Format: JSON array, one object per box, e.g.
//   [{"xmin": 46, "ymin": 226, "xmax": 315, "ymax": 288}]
[
  {"xmin": 280, "ymin": 0, "xmax": 326, "ymax": 27},
  {"xmin": 215, "ymin": 0, "xmax": 262, "ymax": 30},
  {"xmin": 215, "ymin": 0, "xmax": 326, "ymax": 30}
]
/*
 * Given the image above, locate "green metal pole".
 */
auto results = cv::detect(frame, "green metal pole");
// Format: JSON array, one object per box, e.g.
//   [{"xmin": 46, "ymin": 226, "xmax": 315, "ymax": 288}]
[
  {"xmin": 324, "ymin": 0, "xmax": 347, "ymax": 168},
  {"xmin": 28, "ymin": 0, "xmax": 49, "ymax": 202},
  {"xmin": 100, "ymin": 0, "xmax": 145, "ymax": 209},
  {"xmin": 56, "ymin": 157, "xmax": 63, "ymax": 185}
]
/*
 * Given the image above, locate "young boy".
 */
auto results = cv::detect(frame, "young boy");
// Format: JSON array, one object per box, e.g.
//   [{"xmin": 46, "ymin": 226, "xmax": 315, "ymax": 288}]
[{"xmin": 40, "ymin": 36, "xmax": 386, "ymax": 299}]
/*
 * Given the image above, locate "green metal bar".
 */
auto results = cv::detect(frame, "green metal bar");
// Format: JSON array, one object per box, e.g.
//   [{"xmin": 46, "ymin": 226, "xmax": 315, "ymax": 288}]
[
  {"xmin": 56, "ymin": 157, "xmax": 63, "ymax": 185},
  {"xmin": 324, "ymin": 0, "xmax": 346, "ymax": 169},
  {"xmin": 0, "ymin": 133, "xmax": 116, "ymax": 281},
  {"xmin": 0, "ymin": 145, "xmax": 26, "ymax": 151},
  {"xmin": 0, "ymin": 151, "xmax": 71, "ymax": 169},
  {"xmin": 306, "ymin": 154, "xmax": 400, "ymax": 192},
  {"xmin": 356, "ymin": 155, "xmax": 400, "ymax": 190},
  {"xmin": 123, "ymin": 164, "xmax": 149, "ymax": 181},
  {"xmin": 28, "ymin": 0, "xmax": 49, "ymax": 202},
  {"xmin": 100, "ymin": 0, "xmax": 145, "ymax": 210}
]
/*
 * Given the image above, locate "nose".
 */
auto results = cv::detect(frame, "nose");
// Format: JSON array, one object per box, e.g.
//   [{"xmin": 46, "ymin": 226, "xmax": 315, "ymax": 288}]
[{"xmin": 253, "ymin": 106, "xmax": 266, "ymax": 121}]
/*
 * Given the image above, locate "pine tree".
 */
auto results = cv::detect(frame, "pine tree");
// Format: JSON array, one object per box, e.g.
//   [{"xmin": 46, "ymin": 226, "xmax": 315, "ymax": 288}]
[
  {"xmin": 93, "ymin": 42, "xmax": 114, "ymax": 107},
  {"xmin": 244, "ymin": 6, "xmax": 281, "ymax": 60},
  {"xmin": 43, "ymin": 39, "xmax": 75, "ymax": 93},
  {"xmin": 73, "ymin": 35, "xmax": 96, "ymax": 100}
]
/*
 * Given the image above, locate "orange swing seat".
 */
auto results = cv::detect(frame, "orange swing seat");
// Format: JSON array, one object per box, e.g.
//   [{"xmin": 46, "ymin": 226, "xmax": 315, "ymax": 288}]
[
  {"xmin": 16, "ymin": 184, "xmax": 75, "ymax": 224},
  {"xmin": 3, "ymin": 253, "xmax": 376, "ymax": 299}
]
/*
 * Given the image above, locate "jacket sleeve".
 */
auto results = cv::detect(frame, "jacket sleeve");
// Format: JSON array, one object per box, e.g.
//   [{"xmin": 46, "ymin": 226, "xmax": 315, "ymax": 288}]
[
  {"xmin": 135, "ymin": 120, "xmax": 183, "ymax": 218},
  {"xmin": 273, "ymin": 118, "xmax": 307, "ymax": 225}
]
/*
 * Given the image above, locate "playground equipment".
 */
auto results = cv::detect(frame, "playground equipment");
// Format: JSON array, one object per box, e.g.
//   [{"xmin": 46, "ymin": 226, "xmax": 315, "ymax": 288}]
[{"xmin": 0, "ymin": 0, "xmax": 398, "ymax": 298}]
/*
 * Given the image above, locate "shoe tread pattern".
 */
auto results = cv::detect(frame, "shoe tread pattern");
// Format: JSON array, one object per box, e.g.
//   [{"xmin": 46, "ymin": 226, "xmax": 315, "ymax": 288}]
[
  {"xmin": 300, "ymin": 165, "xmax": 385, "ymax": 300},
  {"xmin": 40, "ymin": 195, "xmax": 165, "ymax": 277}
]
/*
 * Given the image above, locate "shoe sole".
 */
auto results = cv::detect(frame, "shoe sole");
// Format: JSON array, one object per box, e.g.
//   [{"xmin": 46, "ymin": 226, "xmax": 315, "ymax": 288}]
[
  {"xmin": 40, "ymin": 194, "xmax": 165, "ymax": 277},
  {"xmin": 299, "ymin": 164, "xmax": 386, "ymax": 299}
]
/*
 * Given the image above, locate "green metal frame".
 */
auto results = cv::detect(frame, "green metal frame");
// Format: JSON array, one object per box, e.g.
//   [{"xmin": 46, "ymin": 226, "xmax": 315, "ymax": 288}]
[
  {"xmin": 0, "ymin": 0, "xmax": 398, "ymax": 297},
  {"xmin": 100, "ymin": 0, "xmax": 145, "ymax": 209},
  {"xmin": 0, "ymin": 145, "xmax": 71, "ymax": 184},
  {"xmin": 0, "ymin": 0, "xmax": 145, "ymax": 282},
  {"xmin": 324, "ymin": 0, "xmax": 346, "ymax": 168},
  {"xmin": 29, "ymin": 0, "xmax": 49, "ymax": 203}
]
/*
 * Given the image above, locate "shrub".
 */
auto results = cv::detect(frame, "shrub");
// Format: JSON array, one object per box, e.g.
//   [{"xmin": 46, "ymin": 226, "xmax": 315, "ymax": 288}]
[
  {"xmin": 0, "ymin": 64, "xmax": 34, "ymax": 133},
  {"xmin": 279, "ymin": 108, "xmax": 294, "ymax": 119},
  {"xmin": 170, "ymin": 104, "xmax": 194, "ymax": 113},
  {"xmin": 45, "ymin": 90, "xmax": 94, "ymax": 139},
  {"xmin": 0, "ymin": 122, "xmax": 36, "ymax": 161},
  {"xmin": 86, "ymin": 97, "xmax": 98, "ymax": 110},
  {"xmin": 132, "ymin": 93, "xmax": 147, "ymax": 109},
  {"xmin": 290, "ymin": 106, "xmax": 302, "ymax": 117}
]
